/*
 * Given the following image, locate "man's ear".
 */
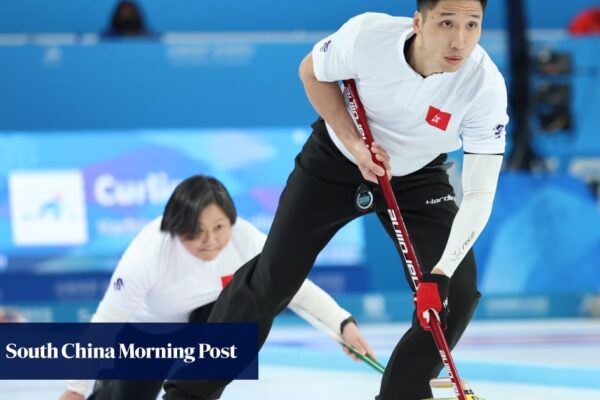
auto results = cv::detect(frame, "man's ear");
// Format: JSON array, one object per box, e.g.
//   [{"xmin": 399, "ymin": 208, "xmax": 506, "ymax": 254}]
[{"xmin": 413, "ymin": 10, "xmax": 423, "ymax": 34}]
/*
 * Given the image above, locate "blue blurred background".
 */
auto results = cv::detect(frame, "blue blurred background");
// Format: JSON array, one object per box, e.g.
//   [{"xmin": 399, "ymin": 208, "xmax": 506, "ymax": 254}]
[{"xmin": 0, "ymin": 0, "xmax": 598, "ymax": 323}]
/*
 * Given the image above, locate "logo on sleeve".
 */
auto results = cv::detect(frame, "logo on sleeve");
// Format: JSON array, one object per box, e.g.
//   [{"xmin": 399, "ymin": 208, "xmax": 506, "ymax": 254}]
[
  {"xmin": 319, "ymin": 40, "xmax": 332, "ymax": 52},
  {"xmin": 113, "ymin": 278, "xmax": 124, "ymax": 291},
  {"xmin": 426, "ymin": 106, "xmax": 452, "ymax": 131},
  {"xmin": 221, "ymin": 275, "xmax": 234, "ymax": 288},
  {"xmin": 493, "ymin": 124, "xmax": 505, "ymax": 139}
]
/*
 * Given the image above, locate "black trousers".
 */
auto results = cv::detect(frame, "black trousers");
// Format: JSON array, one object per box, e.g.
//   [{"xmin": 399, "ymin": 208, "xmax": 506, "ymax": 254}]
[
  {"xmin": 164, "ymin": 119, "xmax": 480, "ymax": 400},
  {"xmin": 88, "ymin": 380, "xmax": 163, "ymax": 400},
  {"xmin": 88, "ymin": 303, "xmax": 218, "ymax": 400}
]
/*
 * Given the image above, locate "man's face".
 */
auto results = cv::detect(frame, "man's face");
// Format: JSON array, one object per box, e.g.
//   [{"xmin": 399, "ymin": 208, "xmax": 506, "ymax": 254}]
[{"xmin": 414, "ymin": 0, "xmax": 483, "ymax": 73}]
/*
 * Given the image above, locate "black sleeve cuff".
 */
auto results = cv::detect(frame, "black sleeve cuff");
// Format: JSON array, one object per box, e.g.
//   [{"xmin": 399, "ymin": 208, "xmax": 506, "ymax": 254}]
[{"xmin": 340, "ymin": 315, "xmax": 357, "ymax": 334}]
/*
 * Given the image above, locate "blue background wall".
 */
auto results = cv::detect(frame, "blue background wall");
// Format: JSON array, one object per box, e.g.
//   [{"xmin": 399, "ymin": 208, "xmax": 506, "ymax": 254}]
[
  {"xmin": 1, "ymin": 36, "xmax": 597, "ymax": 135},
  {"xmin": 1, "ymin": 0, "xmax": 598, "ymax": 33}
]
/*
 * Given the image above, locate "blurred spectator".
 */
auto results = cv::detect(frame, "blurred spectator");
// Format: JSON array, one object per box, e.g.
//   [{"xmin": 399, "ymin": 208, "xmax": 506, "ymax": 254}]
[
  {"xmin": 103, "ymin": 1, "xmax": 151, "ymax": 37},
  {"xmin": 0, "ymin": 306, "xmax": 26, "ymax": 322},
  {"xmin": 569, "ymin": 7, "xmax": 600, "ymax": 36}
]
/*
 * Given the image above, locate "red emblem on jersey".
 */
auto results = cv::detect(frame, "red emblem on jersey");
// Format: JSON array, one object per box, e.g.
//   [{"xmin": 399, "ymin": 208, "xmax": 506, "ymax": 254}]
[
  {"xmin": 426, "ymin": 106, "xmax": 452, "ymax": 131},
  {"xmin": 221, "ymin": 274, "xmax": 234, "ymax": 288}
]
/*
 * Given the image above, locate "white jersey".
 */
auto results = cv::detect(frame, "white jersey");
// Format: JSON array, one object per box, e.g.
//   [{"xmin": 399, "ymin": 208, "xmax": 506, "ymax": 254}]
[
  {"xmin": 67, "ymin": 216, "xmax": 350, "ymax": 395},
  {"xmin": 92, "ymin": 217, "xmax": 264, "ymax": 323},
  {"xmin": 93, "ymin": 216, "xmax": 349, "ymax": 325},
  {"xmin": 312, "ymin": 13, "xmax": 509, "ymax": 176}
]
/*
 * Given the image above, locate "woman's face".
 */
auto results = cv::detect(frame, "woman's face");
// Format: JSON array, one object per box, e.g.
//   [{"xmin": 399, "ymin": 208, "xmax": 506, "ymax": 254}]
[{"xmin": 180, "ymin": 203, "xmax": 232, "ymax": 261}]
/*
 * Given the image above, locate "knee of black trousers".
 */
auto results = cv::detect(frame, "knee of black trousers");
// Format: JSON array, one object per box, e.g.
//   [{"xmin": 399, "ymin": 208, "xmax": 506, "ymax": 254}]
[
  {"xmin": 447, "ymin": 289, "xmax": 481, "ymax": 329},
  {"xmin": 449, "ymin": 280, "xmax": 481, "ymax": 311},
  {"xmin": 450, "ymin": 293, "xmax": 481, "ymax": 323},
  {"xmin": 448, "ymin": 250, "xmax": 480, "ymax": 310},
  {"xmin": 442, "ymin": 289, "xmax": 481, "ymax": 353}
]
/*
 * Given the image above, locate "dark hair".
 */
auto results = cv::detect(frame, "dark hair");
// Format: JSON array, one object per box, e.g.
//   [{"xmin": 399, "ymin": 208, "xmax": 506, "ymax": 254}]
[
  {"xmin": 417, "ymin": 0, "xmax": 487, "ymax": 14},
  {"xmin": 107, "ymin": 1, "xmax": 147, "ymax": 36},
  {"xmin": 160, "ymin": 175, "xmax": 237, "ymax": 239}
]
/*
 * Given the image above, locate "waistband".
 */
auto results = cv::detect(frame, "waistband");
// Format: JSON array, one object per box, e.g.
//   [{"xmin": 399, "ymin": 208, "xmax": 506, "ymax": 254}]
[{"xmin": 310, "ymin": 117, "xmax": 449, "ymax": 175}]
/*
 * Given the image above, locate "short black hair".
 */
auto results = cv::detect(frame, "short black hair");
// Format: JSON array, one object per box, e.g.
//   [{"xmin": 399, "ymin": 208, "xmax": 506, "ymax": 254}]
[
  {"xmin": 417, "ymin": 0, "xmax": 487, "ymax": 14},
  {"xmin": 160, "ymin": 175, "xmax": 237, "ymax": 239}
]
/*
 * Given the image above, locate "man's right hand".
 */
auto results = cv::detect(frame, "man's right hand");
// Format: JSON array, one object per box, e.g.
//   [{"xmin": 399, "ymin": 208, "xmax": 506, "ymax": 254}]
[
  {"xmin": 59, "ymin": 390, "xmax": 85, "ymax": 400},
  {"xmin": 349, "ymin": 141, "xmax": 391, "ymax": 183},
  {"xmin": 416, "ymin": 272, "xmax": 450, "ymax": 331}
]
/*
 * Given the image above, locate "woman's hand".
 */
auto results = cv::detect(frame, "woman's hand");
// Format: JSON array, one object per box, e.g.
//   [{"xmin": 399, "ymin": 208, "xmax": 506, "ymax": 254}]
[
  {"xmin": 340, "ymin": 321, "xmax": 377, "ymax": 362},
  {"xmin": 59, "ymin": 390, "xmax": 85, "ymax": 400}
]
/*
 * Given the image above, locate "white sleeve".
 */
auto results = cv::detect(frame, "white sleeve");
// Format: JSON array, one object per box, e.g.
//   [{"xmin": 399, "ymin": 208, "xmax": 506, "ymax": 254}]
[
  {"xmin": 65, "ymin": 232, "xmax": 159, "ymax": 396},
  {"xmin": 249, "ymin": 226, "xmax": 267, "ymax": 256},
  {"xmin": 65, "ymin": 380, "xmax": 93, "ymax": 396},
  {"xmin": 311, "ymin": 13, "xmax": 366, "ymax": 82},
  {"xmin": 434, "ymin": 154, "xmax": 503, "ymax": 277},
  {"xmin": 287, "ymin": 279, "xmax": 351, "ymax": 334},
  {"xmin": 93, "ymin": 227, "xmax": 162, "ymax": 322},
  {"xmin": 460, "ymin": 76, "xmax": 509, "ymax": 154},
  {"xmin": 234, "ymin": 218, "xmax": 267, "ymax": 258}
]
